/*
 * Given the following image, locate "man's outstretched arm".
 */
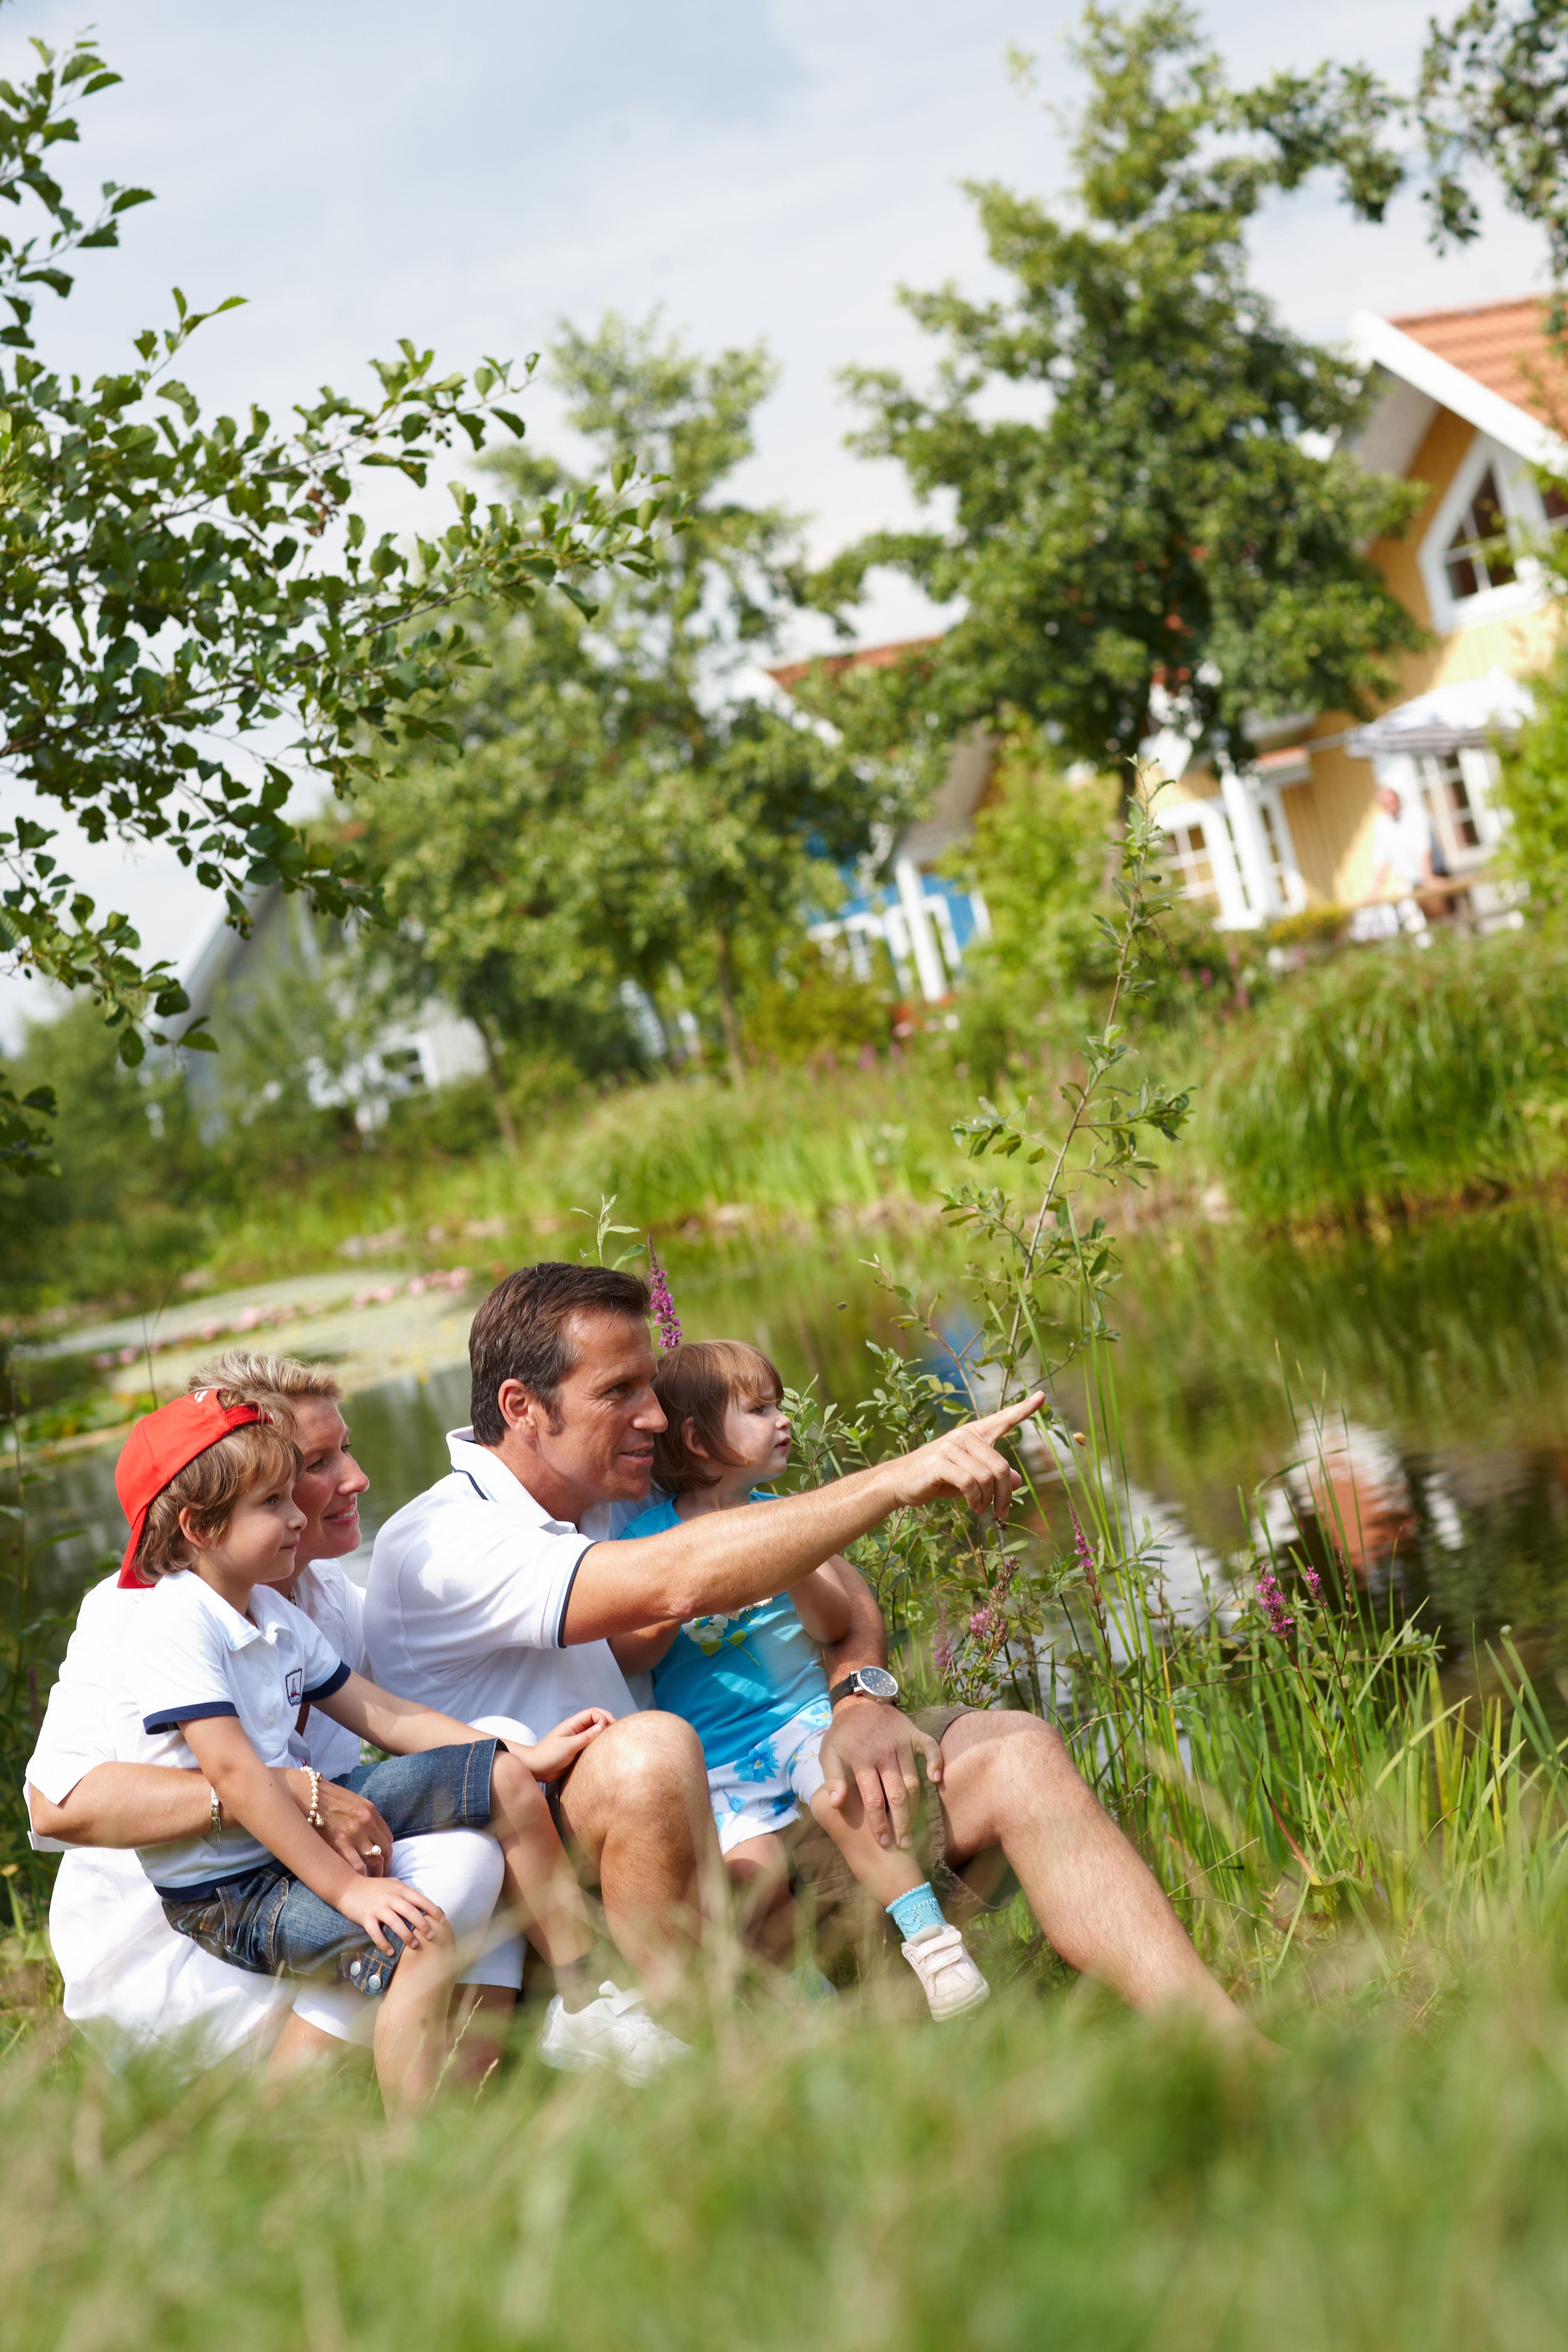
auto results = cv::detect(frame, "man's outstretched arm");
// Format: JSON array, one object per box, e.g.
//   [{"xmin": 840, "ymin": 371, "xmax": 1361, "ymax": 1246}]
[{"xmin": 560, "ymin": 1393, "xmax": 1044, "ymax": 1646}]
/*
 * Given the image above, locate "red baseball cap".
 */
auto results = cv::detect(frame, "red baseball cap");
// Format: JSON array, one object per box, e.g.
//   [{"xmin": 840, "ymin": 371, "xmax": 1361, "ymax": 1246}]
[{"xmin": 115, "ymin": 1391, "xmax": 265, "ymax": 1587}]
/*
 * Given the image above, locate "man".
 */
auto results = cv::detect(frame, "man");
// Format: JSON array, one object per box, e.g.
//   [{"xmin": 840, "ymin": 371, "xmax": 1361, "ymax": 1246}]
[
  {"xmin": 1358, "ymin": 782, "xmax": 1436, "ymax": 940},
  {"xmin": 366, "ymin": 1262, "xmax": 1248, "ymax": 2037}
]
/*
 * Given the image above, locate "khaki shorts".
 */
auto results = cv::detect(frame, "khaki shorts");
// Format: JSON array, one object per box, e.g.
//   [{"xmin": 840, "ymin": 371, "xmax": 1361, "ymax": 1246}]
[{"xmin": 781, "ymin": 1705, "xmax": 1018, "ymax": 1976}]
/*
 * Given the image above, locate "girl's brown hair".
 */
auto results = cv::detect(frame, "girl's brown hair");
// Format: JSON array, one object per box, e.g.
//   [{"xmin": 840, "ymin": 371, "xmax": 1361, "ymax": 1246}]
[
  {"xmin": 134, "ymin": 1398, "xmax": 302, "ymax": 1581},
  {"xmin": 650, "ymin": 1340, "xmax": 783, "ymax": 1495}
]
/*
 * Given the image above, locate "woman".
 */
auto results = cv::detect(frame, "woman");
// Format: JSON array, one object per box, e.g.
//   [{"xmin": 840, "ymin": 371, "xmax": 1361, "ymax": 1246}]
[{"xmin": 25, "ymin": 1349, "xmax": 523, "ymax": 2076}]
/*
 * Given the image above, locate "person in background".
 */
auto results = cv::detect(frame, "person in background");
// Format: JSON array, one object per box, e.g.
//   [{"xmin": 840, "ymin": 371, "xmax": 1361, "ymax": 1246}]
[
  {"xmin": 609, "ymin": 1340, "xmax": 991, "ymax": 2019},
  {"xmin": 1357, "ymin": 781, "xmax": 1436, "ymax": 940}
]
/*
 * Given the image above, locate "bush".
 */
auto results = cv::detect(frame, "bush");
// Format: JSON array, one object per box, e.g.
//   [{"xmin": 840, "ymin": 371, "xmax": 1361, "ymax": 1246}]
[
  {"xmin": 1204, "ymin": 924, "xmax": 1568, "ymax": 1222},
  {"xmin": 743, "ymin": 943, "xmax": 893, "ymax": 1065}
]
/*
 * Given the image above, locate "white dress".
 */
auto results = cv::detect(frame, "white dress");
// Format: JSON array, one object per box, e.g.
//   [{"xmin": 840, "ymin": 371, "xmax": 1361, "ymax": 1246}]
[{"xmin": 26, "ymin": 1566, "xmax": 523, "ymax": 2070}]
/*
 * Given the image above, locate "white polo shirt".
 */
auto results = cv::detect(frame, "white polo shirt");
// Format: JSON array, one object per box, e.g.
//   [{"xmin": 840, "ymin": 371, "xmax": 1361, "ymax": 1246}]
[
  {"xmin": 129, "ymin": 1574, "xmax": 349, "ymax": 1893},
  {"xmin": 23, "ymin": 1566, "xmax": 517, "ymax": 2067},
  {"xmin": 364, "ymin": 1429, "xmax": 635, "ymax": 1733},
  {"xmin": 25, "ymin": 1576, "xmax": 302, "ymax": 2063}
]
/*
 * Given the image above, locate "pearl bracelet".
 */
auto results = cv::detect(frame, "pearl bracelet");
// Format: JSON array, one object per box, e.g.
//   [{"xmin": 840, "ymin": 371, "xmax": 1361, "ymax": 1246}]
[{"xmin": 304, "ymin": 1767, "xmax": 324, "ymax": 1828}]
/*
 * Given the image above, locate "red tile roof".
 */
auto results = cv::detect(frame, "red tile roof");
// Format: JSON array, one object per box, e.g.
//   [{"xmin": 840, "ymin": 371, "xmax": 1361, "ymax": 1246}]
[
  {"xmin": 766, "ymin": 636, "xmax": 940, "ymax": 694},
  {"xmin": 1388, "ymin": 297, "xmax": 1568, "ymax": 424}
]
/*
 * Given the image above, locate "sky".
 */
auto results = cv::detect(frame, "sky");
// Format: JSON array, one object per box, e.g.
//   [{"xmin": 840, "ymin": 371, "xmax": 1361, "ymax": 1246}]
[{"xmin": 0, "ymin": 0, "xmax": 1547, "ymax": 1047}]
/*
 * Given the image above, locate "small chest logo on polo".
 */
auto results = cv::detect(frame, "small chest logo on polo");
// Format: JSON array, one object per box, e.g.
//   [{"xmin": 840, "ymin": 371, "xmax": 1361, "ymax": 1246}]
[{"xmin": 285, "ymin": 1667, "xmax": 304, "ymax": 1707}]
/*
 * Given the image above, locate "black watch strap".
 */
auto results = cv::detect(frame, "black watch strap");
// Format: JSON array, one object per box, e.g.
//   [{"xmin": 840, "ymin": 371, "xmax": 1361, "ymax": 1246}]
[{"xmin": 828, "ymin": 1668, "xmax": 899, "ymax": 1706}]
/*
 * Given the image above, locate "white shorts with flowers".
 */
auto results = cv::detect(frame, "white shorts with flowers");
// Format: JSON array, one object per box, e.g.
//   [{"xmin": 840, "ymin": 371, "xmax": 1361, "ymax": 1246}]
[{"xmin": 706, "ymin": 1695, "xmax": 833, "ymax": 1857}]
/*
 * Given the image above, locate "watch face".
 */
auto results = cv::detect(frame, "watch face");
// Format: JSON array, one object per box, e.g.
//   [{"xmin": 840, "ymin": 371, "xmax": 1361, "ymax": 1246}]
[{"xmin": 854, "ymin": 1667, "xmax": 899, "ymax": 1700}]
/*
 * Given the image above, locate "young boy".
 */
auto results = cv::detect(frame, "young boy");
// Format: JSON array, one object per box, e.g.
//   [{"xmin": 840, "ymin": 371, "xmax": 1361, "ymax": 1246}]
[
  {"xmin": 611, "ymin": 1341, "xmax": 989, "ymax": 2020},
  {"xmin": 117, "ymin": 1389, "xmax": 684, "ymax": 2105}
]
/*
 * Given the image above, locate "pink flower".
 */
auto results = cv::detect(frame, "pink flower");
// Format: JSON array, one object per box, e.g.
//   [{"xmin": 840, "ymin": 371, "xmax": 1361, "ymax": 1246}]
[
  {"xmin": 1068, "ymin": 1501, "xmax": 1102, "ymax": 1603},
  {"xmin": 1257, "ymin": 1568, "xmax": 1294, "ymax": 1638},
  {"xmin": 968, "ymin": 1604, "xmax": 1001, "ymax": 1642},
  {"xmin": 933, "ymin": 1598, "xmax": 954, "ymax": 1680},
  {"xmin": 1301, "ymin": 1562, "xmax": 1323, "ymax": 1603},
  {"xmin": 647, "ymin": 1243, "xmax": 682, "ymax": 1351}
]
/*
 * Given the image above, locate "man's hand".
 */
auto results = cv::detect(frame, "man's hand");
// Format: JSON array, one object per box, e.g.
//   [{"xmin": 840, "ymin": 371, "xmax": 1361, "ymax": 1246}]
[
  {"xmin": 887, "ymin": 1392, "xmax": 1045, "ymax": 1522},
  {"xmin": 284, "ymin": 1771, "xmax": 396, "ymax": 1879},
  {"xmin": 335, "ymin": 1874, "xmax": 447, "ymax": 1958},
  {"xmin": 818, "ymin": 1698, "xmax": 944, "ymax": 1852}
]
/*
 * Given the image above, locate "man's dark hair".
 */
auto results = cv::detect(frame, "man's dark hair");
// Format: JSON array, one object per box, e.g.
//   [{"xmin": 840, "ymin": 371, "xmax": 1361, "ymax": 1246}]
[{"xmin": 469, "ymin": 1261, "xmax": 651, "ymax": 1445}]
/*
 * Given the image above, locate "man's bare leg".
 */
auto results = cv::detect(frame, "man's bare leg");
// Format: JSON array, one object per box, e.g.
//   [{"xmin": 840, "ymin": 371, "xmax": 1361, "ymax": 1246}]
[
  {"xmin": 934, "ymin": 1711, "xmax": 1251, "ymax": 2035},
  {"xmin": 554, "ymin": 1710, "xmax": 724, "ymax": 2009}
]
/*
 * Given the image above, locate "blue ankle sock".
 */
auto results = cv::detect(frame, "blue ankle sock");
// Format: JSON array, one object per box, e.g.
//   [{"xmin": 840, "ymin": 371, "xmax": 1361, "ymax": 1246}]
[{"xmin": 887, "ymin": 1883, "xmax": 945, "ymax": 1941}]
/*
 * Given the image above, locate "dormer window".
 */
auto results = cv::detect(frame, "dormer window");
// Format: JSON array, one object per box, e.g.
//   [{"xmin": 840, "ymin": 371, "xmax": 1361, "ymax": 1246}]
[{"xmin": 1443, "ymin": 468, "xmax": 1516, "ymax": 600}]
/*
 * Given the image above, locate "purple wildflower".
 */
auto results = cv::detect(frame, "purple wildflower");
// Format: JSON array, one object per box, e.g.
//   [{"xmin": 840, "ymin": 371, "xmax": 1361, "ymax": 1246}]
[
  {"xmin": 1257, "ymin": 1568, "xmax": 1295, "ymax": 1638},
  {"xmin": 647, "ymin": 1242, "xmax": 682, "ymax": 1352},
  {"xmin": 1067, "ymin": 1501, "xmax": 1102, "ymax": 1602},
  {"xmin": 968, "ymin": 1604, "xmax": 1001, "ymax": 1643},
  {"xmin": 1301, "ymin": 1562, "xmax": 1323, "ymax": 1604},
  {"xmin": 933, "ymin": 1598, "xmax": 954, "ymax": 1681}
]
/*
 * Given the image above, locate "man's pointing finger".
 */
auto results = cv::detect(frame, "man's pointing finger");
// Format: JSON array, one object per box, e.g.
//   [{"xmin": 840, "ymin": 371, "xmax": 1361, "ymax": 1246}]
[{"xmin": 973, "ymin": 1390, "xmax": 1046, "ymax": 1440}]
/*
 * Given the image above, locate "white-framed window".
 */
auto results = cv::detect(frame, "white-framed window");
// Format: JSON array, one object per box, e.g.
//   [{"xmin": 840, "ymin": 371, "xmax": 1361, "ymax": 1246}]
[
  {"xmin": 1253, "ymin": 793, "xmax": 1305, "ymax": 915},
  {"xmin": 1417, "ymin": 747, "xmax": 1505, "ymax": 868},
  {"xmin": 1418, "ymin": 434, "xmax": 1549, "ymax": 634},
  {"xmin": 1441, "ymin": 467, "xmax": 1515, "ymax": 602},
  {"xmin": 1162, "ymin": 814, "xmax": 1222, "ymax": 910},
  {"xmin": 1153, "ymin": 795, "xmax": 1257, "ymax": 927}
]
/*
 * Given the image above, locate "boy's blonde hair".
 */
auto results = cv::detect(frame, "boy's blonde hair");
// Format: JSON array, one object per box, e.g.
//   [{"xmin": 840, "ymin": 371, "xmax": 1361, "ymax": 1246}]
[
  {"xmin": 134, "ymin": 1397, "xmax": 301, "ymax": 1581},
  {"xmin": 650, "ymin": 1340, "xmax": 783, "ymax": 1494}
]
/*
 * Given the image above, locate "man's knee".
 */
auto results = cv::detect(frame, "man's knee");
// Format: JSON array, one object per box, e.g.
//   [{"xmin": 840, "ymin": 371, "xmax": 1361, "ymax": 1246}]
[
  {"xmin": 583, "ymin": 1710, "xmax": 707, "ymax": 1812},
  {"xmin": 944, "ymin": 1707, "xmax": 1070, "ymax": 1779},
  {"xmin": 940, "ymin": 1708, "xmax": 1085, "ymax": 1853}
]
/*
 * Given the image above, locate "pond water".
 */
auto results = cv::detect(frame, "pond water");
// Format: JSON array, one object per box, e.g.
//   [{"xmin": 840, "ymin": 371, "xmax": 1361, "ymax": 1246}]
[{"xmin": 18, "ymin": 1202, "xmax": 1568, "ymax": 1689}]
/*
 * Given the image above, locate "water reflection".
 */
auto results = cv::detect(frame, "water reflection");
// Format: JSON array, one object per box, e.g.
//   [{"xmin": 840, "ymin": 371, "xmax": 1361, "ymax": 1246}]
[{"xmin": 18, "ymin": 1204, "xmax": 1568, "ymax": 1672}]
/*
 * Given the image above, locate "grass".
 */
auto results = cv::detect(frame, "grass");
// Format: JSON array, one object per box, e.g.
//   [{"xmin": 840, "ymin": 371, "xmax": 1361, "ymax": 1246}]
[
  {"xmin": 188, "ymin": 922, "xmax": 1568, "ymax": 1294},
  {"xmin": 1200, "ymin": 923, "xmax": 1568, "ymax": 1226},
  {"xmin": 72, "ymin": 1056, "xmax": 979, "ymax": 1313},
  {"xmin": 8, "ymin": 1961, "xmax": 1568, "ymax": 2349},
  {"xmin": 19, "ymin": 921, "xmax": 1568, "ymax": 1325}
]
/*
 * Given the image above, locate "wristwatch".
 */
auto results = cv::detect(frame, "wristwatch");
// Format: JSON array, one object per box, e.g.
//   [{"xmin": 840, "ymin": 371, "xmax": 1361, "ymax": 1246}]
[{"xmin": 828, "ymin": 1666, "xmax": 900, "ymax": 1706}]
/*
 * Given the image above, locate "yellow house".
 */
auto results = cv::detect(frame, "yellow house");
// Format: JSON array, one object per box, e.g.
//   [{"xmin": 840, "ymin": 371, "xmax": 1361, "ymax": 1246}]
[{"xmin": 1151, "ymin": 295, "xmax": 1563, "ymax": 927}]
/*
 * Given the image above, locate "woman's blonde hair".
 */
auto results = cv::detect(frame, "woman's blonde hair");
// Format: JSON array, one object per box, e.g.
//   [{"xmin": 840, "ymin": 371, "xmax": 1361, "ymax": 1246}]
[
  {"xmin": 650, "ymin": 1340, "xmax": 783, "ymax": 1494},
  {"xmin": 188, "ymin": 1349, "xmax": 343, "ymax": 1422},
  {"xmin": 134, "ymin": 1397, "xmax": 302, "ymax": 1581}
]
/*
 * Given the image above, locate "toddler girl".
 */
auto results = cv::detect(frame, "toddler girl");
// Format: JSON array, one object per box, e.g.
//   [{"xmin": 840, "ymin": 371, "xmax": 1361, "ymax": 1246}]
[{"xmin": 612, "ymin": 1341, "xmax": 989, "ymax": 2020}]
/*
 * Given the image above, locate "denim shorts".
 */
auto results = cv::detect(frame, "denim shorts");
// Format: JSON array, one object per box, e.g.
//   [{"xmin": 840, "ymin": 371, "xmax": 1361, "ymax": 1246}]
[{"xmin": 159, "ymin": 1738, "xmax": 499, "ymax": 1999}]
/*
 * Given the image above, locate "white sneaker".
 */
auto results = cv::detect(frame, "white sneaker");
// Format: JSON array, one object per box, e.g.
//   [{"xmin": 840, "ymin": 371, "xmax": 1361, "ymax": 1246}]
[
  {"xmin": 536, "ymin": 1982, "xmax": 691, "ymax": 2085},
  {"xmin": 901, "ymin": 1924, "xmax": 991, "ymax": 2020}
]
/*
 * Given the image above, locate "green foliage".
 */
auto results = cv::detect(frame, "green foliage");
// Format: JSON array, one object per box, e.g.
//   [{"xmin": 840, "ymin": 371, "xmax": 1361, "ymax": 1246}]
[
  {"xmin": 0, "ymin": 997, "xmax": 204, "ymax": 1303},
  {"xmin": 1417, "ymin": 1, "xmax": 1568, "ymax": 274},
  {"xmin": 810, "ymin": 3, "xmax": 1425, "ymax": 779},
  {"xmin": 1203, "ymin": 926, "xmax": 1568, "ymax": 1224},
  {"xmin": 361, "ymin": 314, "xmax": 902, "ymax": 1088},
  {"xmin": 740, "ymin": 941, "xmax": 892, "ymax": 1066},
  {"xmin": 1496, "ymin": 635, "xmax": 1568, "ymax": 906},
  {"xmin": 0, "ymin": 30, "xmax": 673, "ymax": 1070}
]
